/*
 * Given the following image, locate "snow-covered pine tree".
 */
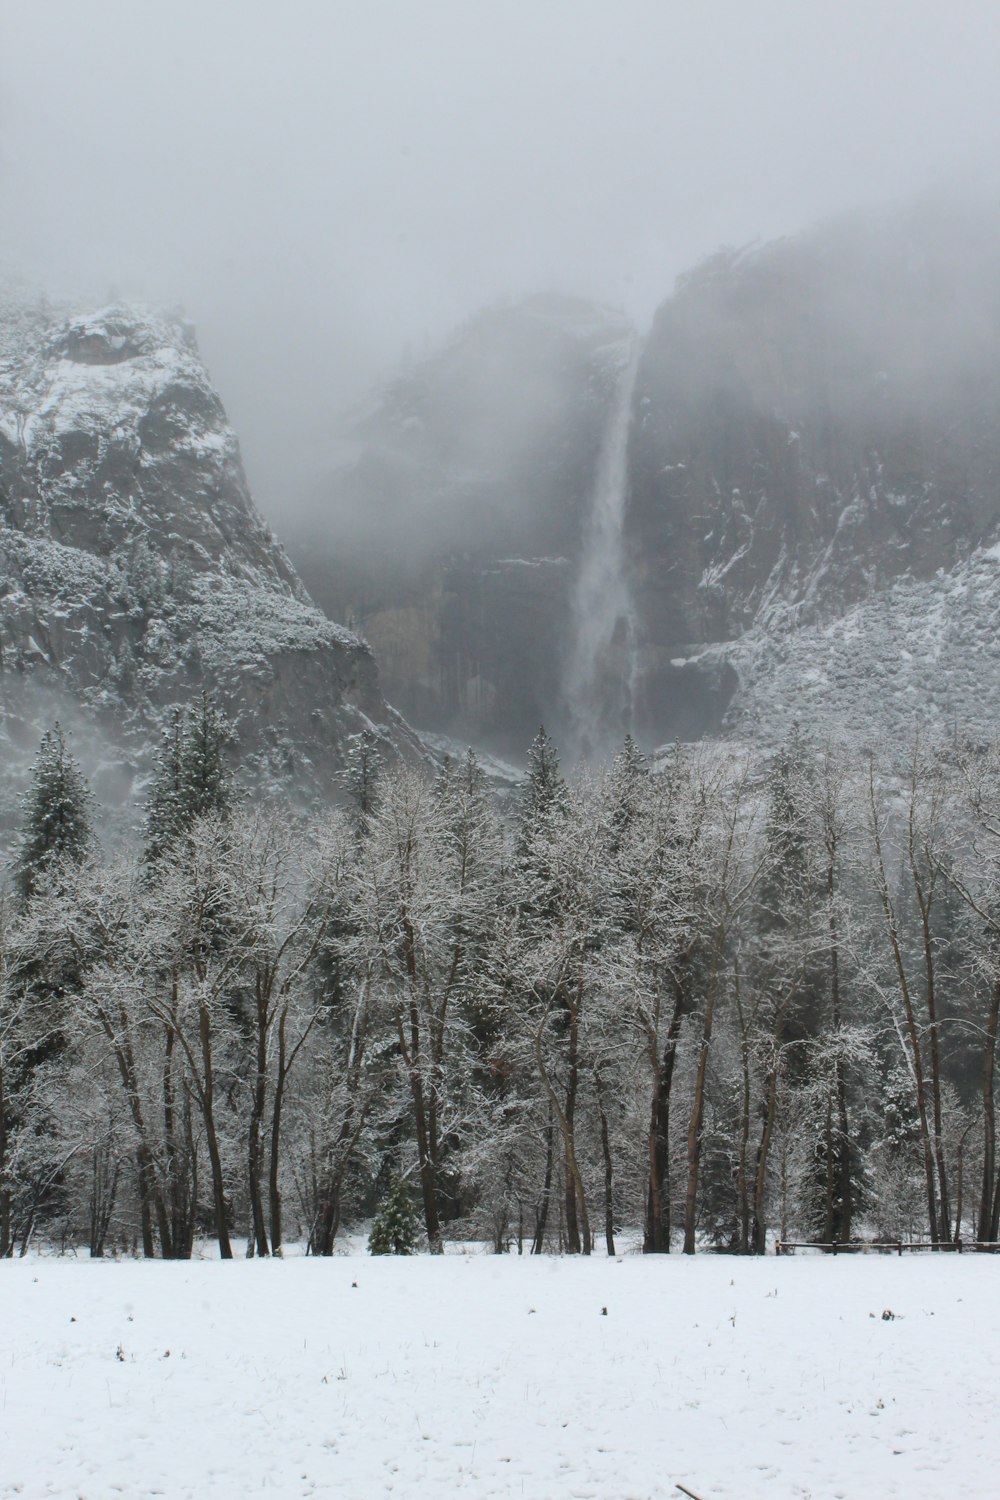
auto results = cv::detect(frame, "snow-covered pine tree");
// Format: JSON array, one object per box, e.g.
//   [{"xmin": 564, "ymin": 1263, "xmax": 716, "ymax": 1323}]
[
  {"xmin": 517, "ymin": 726, "xmax": 566, "ymax": 859},
  {"xmin": 143, "ymin": 710, "xmax": 186, "ymax": 863},
  {"xmin": 605, "ymin": 732, "xmax": 648, "ymax": 850},
  {"xmin": 341, "ymin": 729, "xmax": 383, "ymax": 830},
  {"xmin": 143, "ymin": 696, "xmax": 234, "ymax": 862},
  {"xmin": 756, "ymin": 730, "xmax": 815, "ymax": 941},
  {"xmin": 14, "ymin": 725, "xmax": 95, "ymax": 901},
  {"xmin": 179, "ymin": 692, "xmax": 233, "ymax": 825},
  {"xmin": 368, "ymin": 1175, "xmax": 418, "ymax": 1254},
  {"xmin": 799, "ymin": 1093, "xmax": 871, "ymax": 1245}
]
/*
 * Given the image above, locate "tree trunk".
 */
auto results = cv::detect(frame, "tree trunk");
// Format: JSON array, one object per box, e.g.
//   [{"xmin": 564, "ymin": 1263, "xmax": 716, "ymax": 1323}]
[
  {"xmin": 751, "ymin": 1059, "xmax": 779, "ymax": 1254},
  {"xmin": 917, "ymin": 888, "xmax": 951, "ymax": 1240},
  {"xmin": 980, "ymin": 978, "xmax": 1000, "ymax": 1240},
  {"xmin": 564, "ymin": 1005, "xmax": 583, "ymax": 1254},
  {"xmin": 870, "ymin": 794, "xmax": 940, "ymax": 1243},
  {"xmin": 199, "ymin": 1001, "xmax": 233, "ymax": 1259},
  {"xmin": 268, "ymin": 1010, "xmax": 288, "ymax": 1255},
  {"xmin": 534, "ymin": 999, "xmax": 590, "ymax": 1257},
  {"xmin": 643, "ymin": 983, "xmax": 686, "ymax": 1254},
  {"xmin": 109, "ymin": 1016, "xmax": 171, "ymax": 1259},
  {"xmin": 683, "ymin": 962, "xmax": 722, "ymax": 1256},
  {"xmin": 406, "ymin": 1062, "xmax": 442, "ymax": 1252},
  {"xmin": 399, "ymin": 915, "xmax": 443, "ymax": 1253},
  {"xmin": 89, "ymin": 1145, "xmax": 119, "ymax": 1258},
  {"xmin": 312, "ymin": 1177, "xmax": 339, "ymax": 1257},
  {"xmin": 181, "ymin": 1090, "xmax": 197, "ymax": 1258},
  {"xmin": 162, "ymin": 1021, "xmax": 180, "ymax": 1259},
  {"xmin": 734, "ymin": 961, "xmax": 751, "ymax": 1255},
  {"xmin": 247, "ymin": 975, "xmax": 270, "ymax": 1258},
  {"xmin": 532, "ymin": 1103, "xmax": 554, "ymax": 1254},
  {"xmin": 312, "ymin": 985, "xmax": 371, "ymax": 1255},
  {"xmin": 0, "ymin": 1056, "xmax": 11, "ymax": 1259},
  {"xmin": 595, "ymin": 1069, "xmax": 616, "ymax": 1256},
  {"xmin": 822, "ymin": 1089, "xmax": 835, "ymax": 1246},
  {"xmin": 955, "ymin": 1117, "xmax": 978, "ymax": 1244},
  {"xmin": 312, "ymin": 1117, "xmax": 361, "ymax": 1257},
  {"xmin": 828, "ymin": 865, "xmax": 852, "ymax": 1242},
  {"xmin": 906, "ymin": 775, "xmax": 950, "ymax": 1243}
]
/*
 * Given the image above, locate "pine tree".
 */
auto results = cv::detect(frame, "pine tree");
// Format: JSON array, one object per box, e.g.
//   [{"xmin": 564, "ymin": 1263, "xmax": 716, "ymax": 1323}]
[
  {"xmin": 757, "ymin": 731, "xmax": 814, "ymax": 936},
  {"xmin": 516, "ymin": 726, "xmax": 566, "ymax": 862},
  {"xmin": 143, "ymin": 696, "xmax": 234, "ymax": 862},
  {"xmin": 368, "ymin": 1176, "xmax": 418, "ymax": 1255},
  {"xmin": 15, "ymin": 725, "xmax": 95, "ymax": 900},
  {"xmin": 801, "ymin": 1105, "xmax": 871, "ymax": 1244},
  {"xmin": 143, "ymin": 710, "xmax": 186, "ymax": 863},
  {"xmin": 606, "ymin": 733, "xmax": 649, "ymax": 850},
  {"xmin": 179, "ymin": 692, "xmax": 233, "ymax": 824},
  {"xmin": 125, "ymin": 538, "xmax": 165, "ymax": 618},
  {"xmin": 341, "ymin": 729, "xmax": 383, "ymax": 828}
]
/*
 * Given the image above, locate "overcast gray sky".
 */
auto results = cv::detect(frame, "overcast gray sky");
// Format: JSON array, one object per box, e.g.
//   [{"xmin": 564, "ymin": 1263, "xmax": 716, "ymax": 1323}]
[{"xmin": 2, "ymin": 0, "xmax": 999, "ymax": 519}]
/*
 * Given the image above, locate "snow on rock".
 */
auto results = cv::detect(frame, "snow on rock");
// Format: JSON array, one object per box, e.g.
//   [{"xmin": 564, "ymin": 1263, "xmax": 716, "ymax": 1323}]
[
  {"xmin": 717, "ymin": 542, "xmax": 1000, "ymax": 749},
  {"xmin": 1, "ymin": 1254, "xmax": 998, "ymax": 1499},
  {"xmin": 0, "ymin": 295, "xmax": 420, "ymax": 835}
]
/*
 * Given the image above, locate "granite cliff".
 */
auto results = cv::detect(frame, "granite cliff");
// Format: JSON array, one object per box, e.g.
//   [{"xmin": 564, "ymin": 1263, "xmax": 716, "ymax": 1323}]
[
  {"xmin": 628, "ymin": 199, "xmax": 1000, "ymax": 746},
  {"xmin": 292, "ymin": 199, "xmax": 1000, "ymax": 757},
  {"xmin": 0, "ymin": 294, "xmax": 416, "ymax": 836}
]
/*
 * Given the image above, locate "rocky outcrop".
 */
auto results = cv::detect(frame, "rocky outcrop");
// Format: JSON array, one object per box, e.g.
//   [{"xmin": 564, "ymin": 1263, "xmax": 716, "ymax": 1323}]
[{"xmin": 0, "ymin": 295, "xmax": 416, "ymax": 834}]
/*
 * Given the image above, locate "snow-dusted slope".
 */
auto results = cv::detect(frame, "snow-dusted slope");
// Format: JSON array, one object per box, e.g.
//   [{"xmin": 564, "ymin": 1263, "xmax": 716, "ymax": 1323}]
[
  {"xmin": 709, "ymin": 541, "xmax": 1000, "ymax": 749},
  {"xmin": 0, "ymin": 294, "xmax": 415, "ymax": 828}
]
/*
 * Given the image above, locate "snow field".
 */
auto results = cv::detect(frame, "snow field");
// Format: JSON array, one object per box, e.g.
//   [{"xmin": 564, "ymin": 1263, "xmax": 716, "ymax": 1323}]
[{"xmin": 1, "ymin": 1253, "xmax": 997, "ymax": 1499}]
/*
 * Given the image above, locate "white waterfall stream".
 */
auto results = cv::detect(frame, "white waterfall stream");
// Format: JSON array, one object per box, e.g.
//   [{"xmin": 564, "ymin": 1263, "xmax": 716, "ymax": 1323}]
[{"xmin": 563, "ymin": 340, "xmax": 640, "ymax": 762}]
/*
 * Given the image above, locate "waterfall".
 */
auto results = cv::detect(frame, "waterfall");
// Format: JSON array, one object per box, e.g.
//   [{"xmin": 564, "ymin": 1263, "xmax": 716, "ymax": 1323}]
[{"xmin": 563, "ymin": 339, "xmax": 640, "ymax": 762}]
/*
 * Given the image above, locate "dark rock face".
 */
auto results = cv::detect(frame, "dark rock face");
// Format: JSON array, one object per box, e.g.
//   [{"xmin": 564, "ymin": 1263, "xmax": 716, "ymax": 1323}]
[
  {"xmin": 626, "ymin": 201, "xmax": 1000, "ymax": 744},
  {"xmin": 290, "ymin": 294, "xmax": 634, "ymax": 754},
  {"xmin": 0, "ymin": 297, "xmax": 415, "ymax": 828}
]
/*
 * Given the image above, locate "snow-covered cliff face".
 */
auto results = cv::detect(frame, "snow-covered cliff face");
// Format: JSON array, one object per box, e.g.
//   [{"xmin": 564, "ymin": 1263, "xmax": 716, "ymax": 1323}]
[
  {"xmin": 0, "ymin": 295, "xmax": 413, "ymax": 831},
  {"xmin": 628, "ymin": 201, "xmax": 1000, "ymax": 747},
  {"xmin": 291, "ymin": 294, "xmax": 635, "ymax": 755}
]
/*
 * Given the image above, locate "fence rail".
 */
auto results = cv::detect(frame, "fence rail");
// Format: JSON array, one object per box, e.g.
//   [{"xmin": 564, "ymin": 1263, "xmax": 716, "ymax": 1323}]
[{"xmin": 775, "ymin": 1239, "xmax": 1000, "ymax": 1255}]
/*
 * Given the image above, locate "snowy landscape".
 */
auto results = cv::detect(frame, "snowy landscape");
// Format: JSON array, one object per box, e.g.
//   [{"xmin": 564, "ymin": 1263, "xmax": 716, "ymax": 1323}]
[
  {"xmin": 4, "ymin": 1250, "xmax": 998, "ymax": 1500},
  {"xmin": 5, "ymin": 4, "xmax": 1000, "ymax": 1497}
]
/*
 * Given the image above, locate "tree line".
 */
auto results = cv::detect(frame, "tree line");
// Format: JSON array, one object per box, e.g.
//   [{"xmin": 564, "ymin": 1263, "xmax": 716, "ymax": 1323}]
[{"xmin": 3, "ymin": 705, "xmax": 1000, "ymax": 1258}]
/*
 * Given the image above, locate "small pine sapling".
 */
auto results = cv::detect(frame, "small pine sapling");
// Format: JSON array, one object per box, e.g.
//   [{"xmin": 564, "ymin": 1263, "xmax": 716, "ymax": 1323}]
[{"xmin": 368, "ymin": 1177, "xmax": 418, "ymax": 1255}]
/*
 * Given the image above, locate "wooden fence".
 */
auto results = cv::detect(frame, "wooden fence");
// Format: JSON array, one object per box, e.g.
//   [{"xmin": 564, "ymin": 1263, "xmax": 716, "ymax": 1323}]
[{"xmin": 775, "ymin": 1238, "xmax": 1000, "ymax": 1255}]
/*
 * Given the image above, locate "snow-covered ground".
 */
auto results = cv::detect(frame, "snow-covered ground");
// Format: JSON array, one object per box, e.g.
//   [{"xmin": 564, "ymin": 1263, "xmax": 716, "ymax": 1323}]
[{"xmin": 2, "ymin": 1251, "xmax": 997, "ymax": 1499}]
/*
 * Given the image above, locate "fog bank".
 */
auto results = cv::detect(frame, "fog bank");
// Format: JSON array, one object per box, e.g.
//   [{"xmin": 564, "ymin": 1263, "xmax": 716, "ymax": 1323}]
[{"xmin": 2, "ymin": 1, "xmax": 998, "ymax": 522}]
